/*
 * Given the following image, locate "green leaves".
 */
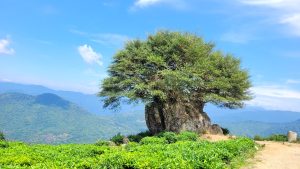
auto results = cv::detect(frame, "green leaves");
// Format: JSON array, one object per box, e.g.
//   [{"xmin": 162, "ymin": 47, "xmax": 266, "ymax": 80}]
[
  {"xmin": 0, "ymin": 137, "xmax": 257, "ymax": 169},
  {"xmin": 100, "ymin": 30, "xmax": 252, "ymax": 109}
]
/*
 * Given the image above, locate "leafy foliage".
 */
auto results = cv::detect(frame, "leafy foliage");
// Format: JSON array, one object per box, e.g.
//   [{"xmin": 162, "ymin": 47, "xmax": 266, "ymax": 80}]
[
  {"xmin": 0, "ymin": 137, "xmax": 256, "ymax": 169},
  {"xmin": 0, "ymin": 141, "xmax": 8, "ymax": 148},
  {"xmin": 127, "ymin": 131, "xmax": 152, "ymax": 142},
  {"xmin": 254, "ymin": 134, "xmax": 287, "ymax": 142},
  {"xmin": 176, "ymin": 131, "xmax": 199, "ymax": 141},
  {"xmin": 140, "ymin": 136, "xmax": 167, "ymax": 145},
  {"xmin": 95, "ymin": 140, "xmax": 110, "ymax": 146},
  {"xmin": 157, "ymin": 131, "xmax": 178, "ymax": 143},
  {"xmin": 0, "ymin": 131, "xmax": 5, "ymax": 141},
  {"xmin": 110, "ymin": 133, "xmax": 125, "ymax": 145},
  {"xmin": 221, "ymin": 128, "xmax": 230, "ymax": 135},
  {"xmin": 100, "ymin": 31, "xmax": 252, "ymax": 109}
]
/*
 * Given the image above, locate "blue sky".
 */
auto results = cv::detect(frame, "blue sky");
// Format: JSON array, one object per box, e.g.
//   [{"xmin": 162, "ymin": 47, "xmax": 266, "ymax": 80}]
[{"xmin": 0, "ymin": 0, "xmax": 300, "ymax": 112}]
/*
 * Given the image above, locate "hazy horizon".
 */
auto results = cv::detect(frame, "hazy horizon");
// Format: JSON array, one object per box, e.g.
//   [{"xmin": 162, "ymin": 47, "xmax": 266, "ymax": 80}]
[{"xmin": 1, "ymin": 0, "xmax": 300, "ymax": 112}]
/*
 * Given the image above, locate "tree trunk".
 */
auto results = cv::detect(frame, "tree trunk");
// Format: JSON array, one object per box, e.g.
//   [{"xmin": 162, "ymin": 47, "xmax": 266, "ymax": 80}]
[{"xmin": 145, "ymin": 100, "xmax": 223, "ymax": 135}]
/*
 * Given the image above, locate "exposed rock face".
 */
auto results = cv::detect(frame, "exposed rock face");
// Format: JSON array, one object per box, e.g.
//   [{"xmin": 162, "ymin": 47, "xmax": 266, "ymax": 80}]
[{"xmin": 145, "ymin": 101, "xmax": 223, "ymax": 135}]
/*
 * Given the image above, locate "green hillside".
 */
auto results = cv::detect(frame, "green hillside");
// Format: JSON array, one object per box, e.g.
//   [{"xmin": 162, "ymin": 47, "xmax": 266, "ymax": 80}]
[{"xmin": 0, "ymin": 93, "xmax": 146, "ymax": 144}]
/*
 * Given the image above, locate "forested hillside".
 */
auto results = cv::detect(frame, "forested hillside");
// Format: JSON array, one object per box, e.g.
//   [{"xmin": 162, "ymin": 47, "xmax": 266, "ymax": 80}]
[{"xmin": 0, "ymin": 93, "xmax": 146, "ymax": 144}]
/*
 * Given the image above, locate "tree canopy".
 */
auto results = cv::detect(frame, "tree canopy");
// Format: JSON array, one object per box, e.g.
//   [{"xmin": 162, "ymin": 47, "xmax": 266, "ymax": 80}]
[{"xmin": 99, "ymin": 31, "xmax": 252, "ymax": 109}]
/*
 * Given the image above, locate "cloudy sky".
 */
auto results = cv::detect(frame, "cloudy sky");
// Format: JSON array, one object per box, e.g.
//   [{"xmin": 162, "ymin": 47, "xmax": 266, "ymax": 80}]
[{"xmin": 0, "ymin": 0, "xmax": 300, "ymax": 112}]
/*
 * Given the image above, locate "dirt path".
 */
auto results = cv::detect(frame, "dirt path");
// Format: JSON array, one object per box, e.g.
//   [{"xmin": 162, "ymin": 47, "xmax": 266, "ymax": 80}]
[{"xmin": 243, "ymin": 141, "xmax": 300, "ymax": 169}]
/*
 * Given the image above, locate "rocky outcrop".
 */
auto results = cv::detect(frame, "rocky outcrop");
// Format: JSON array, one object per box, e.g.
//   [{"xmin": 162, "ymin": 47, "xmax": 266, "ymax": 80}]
[{"xmin": 145, "ymin": 101, "xmax": 223, "ymax": 135}]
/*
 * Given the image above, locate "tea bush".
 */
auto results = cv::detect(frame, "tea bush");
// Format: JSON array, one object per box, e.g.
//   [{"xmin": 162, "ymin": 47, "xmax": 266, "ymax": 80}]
[
  {"xmin": 110, "ymin": 133, "xmax": 124, "ymax": 145},
  {"xmin": 0, "ymin": 134, "xmax": 256, "ymax": 169},
  {"xmin": 176, "ymin": 131, "xmax": 198, "ymax": 141},
  {"xmin": 157, "ymin": 131, "xmax": 178, "ymax": 143},
  {"xmin": 127, "ymin": 131, "xmax": 152, "ymax": 142}
]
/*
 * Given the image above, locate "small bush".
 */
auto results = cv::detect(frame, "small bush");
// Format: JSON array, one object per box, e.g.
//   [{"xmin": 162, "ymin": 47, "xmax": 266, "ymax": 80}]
[
  {"xmin": 0, "ymin": 131, "xmax": 5, "ymax": 141},
  {"xmin": 0, "ymin": 141, "xmax": 9, "ymax": 148},
  {"xmin": 95, "ymin": 140, "xmax": 110, "ymax": 146},
  {"xmin": 125, "ymin": 142, "xmax": 139, "ymax": 151},
  {"xmin": 140, "ymin": 137, "xmax": 167, "ymax": 145},
  {"xmin": 110, "ymin": 133, "xmax": 124, "ymax": 145},
  {"xmin": 177, "ymin": 131, "xmax": 198, "ymax": 141},
  {"xmin": 268, "ymin": 134, "xmax": 287, "ymax": 142},
  {"xmin": 254, "ymin": 135, "xmax": 263, "ymax": 141},
  {"xmin": 157, "ymin": 132, "xmax": 177, "ymax": 144},
  {"xmin": 127, "ymin": 131, "xmax": 152, "ymax": 143},
  {"xmin": 254, "ymin": 134, "xmax": 287, "ymax": 142},
  {"xmin": 221, "ymin": 128, "xmax": 230, "ymax": 135}
]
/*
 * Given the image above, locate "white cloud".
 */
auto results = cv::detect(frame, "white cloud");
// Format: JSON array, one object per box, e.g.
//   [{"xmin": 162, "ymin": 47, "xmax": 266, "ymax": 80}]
[
  {"xmin": 71, "ymin": 29, "xmax": 129, "ymax": 46},
  {"xmin": 132, "ymin": 0, "xmax": 187, "ymax": 10},
  {"xmin": 286, "ymin": 79, "xmax": 300, "ymax": 84},
  {"xmin": 280, "ymin": 14, "xmax": 300, "ymax": 36},
  {"xmin": 91, "ymin": 33, "xmax": 130, "ymax": 46},
  {"xmin": 251, "ymin": 86, "xmax": 300, "ymax": 99},
  {"xmin": 240, "ymin": 0, "xmax": 300, "ymax": 8},
  {"xmin": 78, "ymin": 44, "xmax": 103, "ymax": 66},
  {"xmin": 247, "ymin": 85, "xmax": 300, "ymax": 112},
  {"xmin": 134, "ymin": 0, "xmax": 163, "ymax": 8},
  {"xmin": 238, "ymin": 0, "xmax": 300, "ymax": 37},
  {"xmin": 0, "ymin": 37, "xmax": 15, "ymax": 55},
  {"xmin": 0, "ymin": 78, "xmax": 12, "ymax": 82},
  {"xmin": 221, "ymin": 31, "xmax": 256, "ymax": 43}
]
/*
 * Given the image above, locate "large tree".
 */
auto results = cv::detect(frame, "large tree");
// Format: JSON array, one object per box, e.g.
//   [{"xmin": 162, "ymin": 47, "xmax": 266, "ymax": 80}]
[{"xmin": 99, "ymin": 31, "xmax": 252, "ymax": 134}]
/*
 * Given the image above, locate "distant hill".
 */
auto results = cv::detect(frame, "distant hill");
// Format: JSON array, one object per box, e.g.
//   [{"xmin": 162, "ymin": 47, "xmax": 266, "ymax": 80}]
[
  {"xmin": 0, "ymin": 81, "xmax": 143, "ymax": 115},
  {"xmin": 0, "ymin": 93, "xmax": 146, "ymax": 144},
  {"xmin": 2, "ymin": 81, "xmax": 300, "ymax": 123},
  {"xmin": 220, "ymin": 120, "xmax": 300, "ymax": 137},
  {"xmin": 1, "ymin": 81, "xmax": 300, "ymax": 142}
]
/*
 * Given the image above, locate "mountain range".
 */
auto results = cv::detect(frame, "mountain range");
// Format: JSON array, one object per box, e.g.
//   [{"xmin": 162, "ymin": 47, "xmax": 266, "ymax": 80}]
[
  {"xmin": 0, "ymin": 81, "xmax": 299, "ymax": 143},
  {"xmin": 0, "ymin": 92, "xmax": 146, "ymax": 144}
]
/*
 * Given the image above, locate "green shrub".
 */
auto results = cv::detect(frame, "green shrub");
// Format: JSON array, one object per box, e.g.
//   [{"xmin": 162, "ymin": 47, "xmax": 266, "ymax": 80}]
[
  {"xmin": 127, "ymin": 131, "xmax": 152, "ymax": 143},
  {"xmin": 157, "ymin": 131, "xmax": 178, "ymax": 143},
  {"xmin": 0, "ymin": 131, "xmax": 5, "ymax": 141},
  {"xmin": 110, "ymin": 133, "xmax": 124, "ymax": 145},
  {"xmin": 254, "ymin": 134, "xmax": 287, "ymax": 142},
  {"xmin": 125, "ymin": 142, "xmax": 139, "ymax": 151},
  {"xmin": 221, "ymin": 128, "xmax": 230, "ymax": 135},
  {"xmin": 267, "ymin": 134, "xmax": 287, "ymax": 142},
  {"xmin": 177, "ymin": 131, "xmax": 198, "ymax": 141},
  {"xmin": 0, "ymin": 138, "xmax": 257, "ymax": 168},
  {"xmin": 140, "ymin": 137, "xmax": 167, "ymax": 145},
  {"xmin": 95, "ymin": 140, "xmax": 110, "ymax": 146},
  {"xmin": 0, "ymin": 141, "xmax": 9, "ymax": 148},
  {"xmin": 254, "ymin": 135, "xmax": 263, "ymax": 141}
]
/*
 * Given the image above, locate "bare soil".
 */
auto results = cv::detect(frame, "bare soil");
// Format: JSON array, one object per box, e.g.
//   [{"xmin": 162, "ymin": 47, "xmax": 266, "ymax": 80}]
[
  {"xmin": 200, "ymin": 134, "xmax": 230, "ymax": 141},
  {"xmin": 243, "ymin": 141, "xmax": 300, "ymax": 169}
]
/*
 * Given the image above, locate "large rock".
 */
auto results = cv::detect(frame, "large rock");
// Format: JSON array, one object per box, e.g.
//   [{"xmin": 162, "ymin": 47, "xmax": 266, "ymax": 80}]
[{"xmin": 145, "ymin": 101, "xmax": 223, "ymax": 135}]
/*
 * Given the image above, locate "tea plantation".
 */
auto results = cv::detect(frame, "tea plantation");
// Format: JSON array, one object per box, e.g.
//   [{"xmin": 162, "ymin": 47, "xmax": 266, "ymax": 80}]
[{"xmin": 0, "ymin": 132, "xmax": 257, "ymax": 169}]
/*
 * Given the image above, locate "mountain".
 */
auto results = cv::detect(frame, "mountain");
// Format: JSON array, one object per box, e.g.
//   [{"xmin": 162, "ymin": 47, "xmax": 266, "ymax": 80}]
[
  {"xmin": 2, "ymin": 82, "xmax": 300, "ymax": 123},
  {"xmin": 206, "ymin": 105, "xmax": 300, "ymax": 123},
  {"xmin": 1, "ymin": 81, "xmax": 300, "ymax": 143},
  {"xmin": 0, "ymin": 81, "xmax": 143, "ymax": 115},
  {"xmin": 220, "ymin": 120, "xmax": 300, "ymax": 137},
  {"xmin": 0, "ymin": 92, "xmax": 146, "ymax": 144}
]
